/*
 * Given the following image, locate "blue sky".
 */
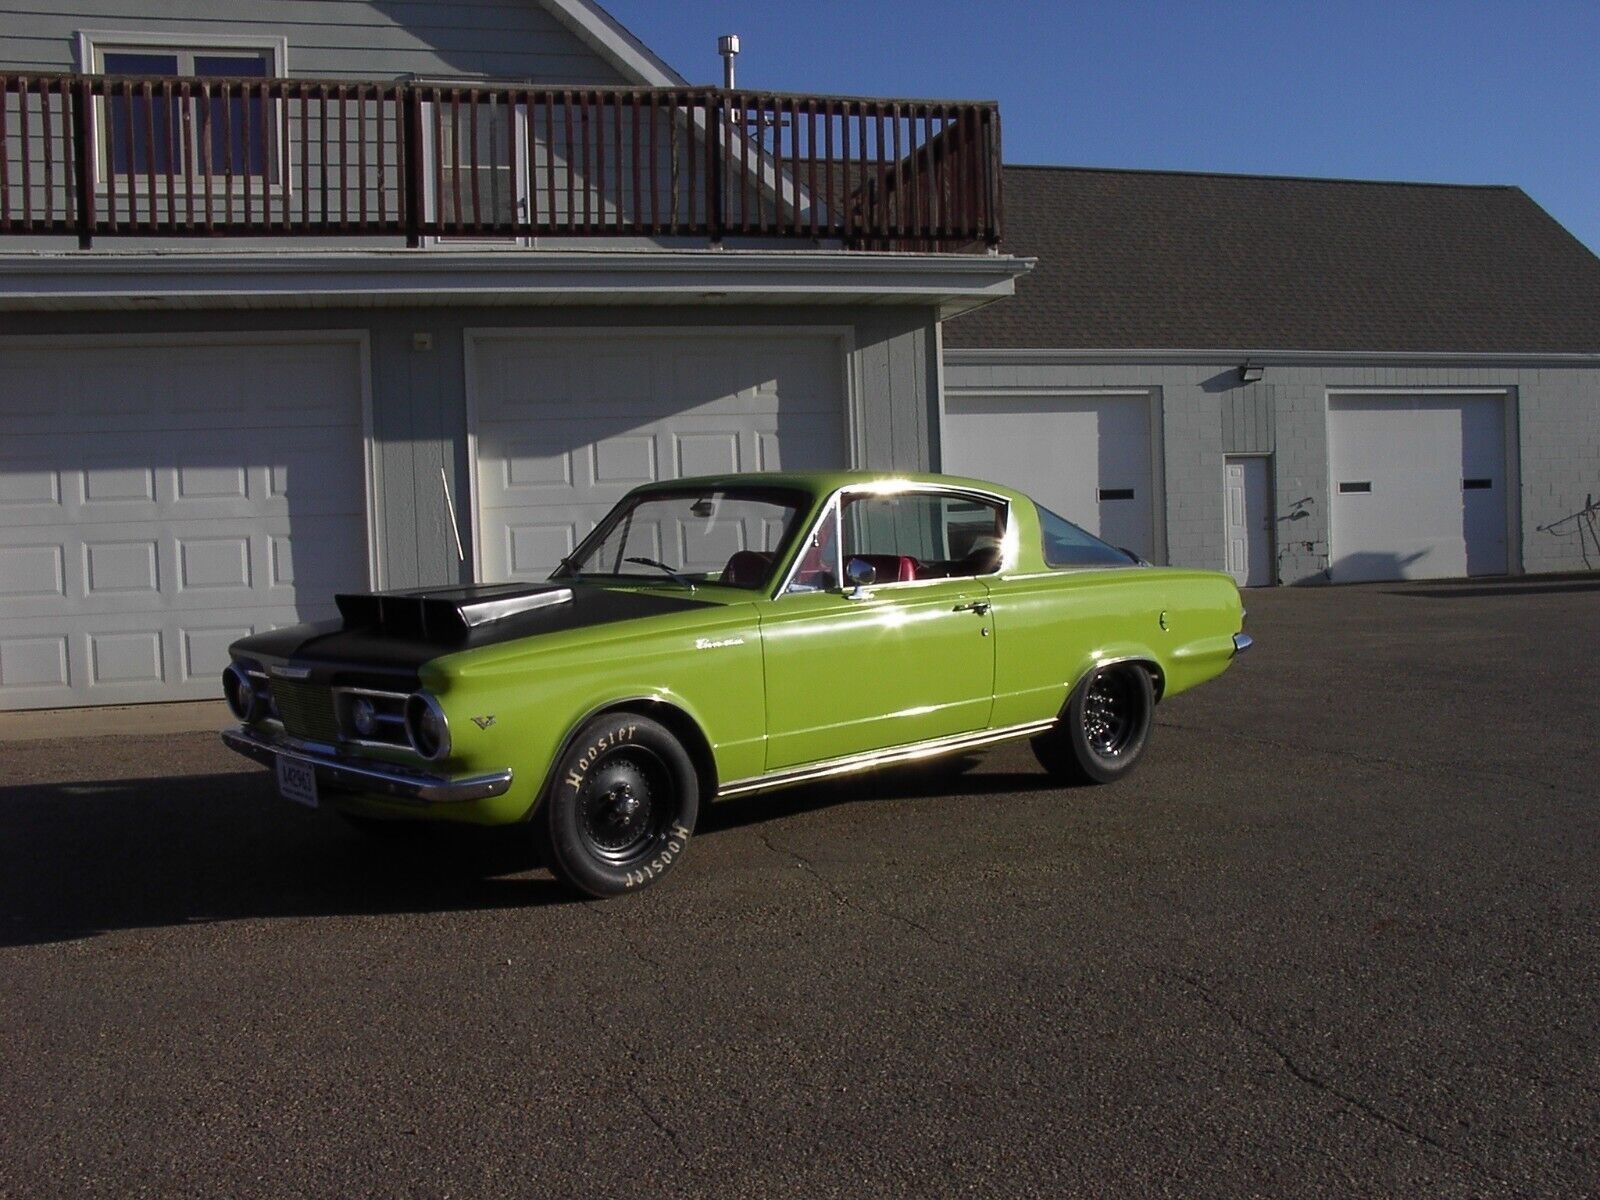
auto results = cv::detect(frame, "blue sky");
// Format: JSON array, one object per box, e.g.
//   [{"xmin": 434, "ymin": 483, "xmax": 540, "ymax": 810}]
[{"xmin": 604, "ymin": 0, "xmax": 1600, "ymax": 254}]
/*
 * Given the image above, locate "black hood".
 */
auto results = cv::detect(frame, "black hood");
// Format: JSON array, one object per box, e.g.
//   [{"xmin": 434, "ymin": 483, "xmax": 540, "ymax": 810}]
[{"xmin": 230, "ymin": 584, "xmax": 720, "ymax": 675}]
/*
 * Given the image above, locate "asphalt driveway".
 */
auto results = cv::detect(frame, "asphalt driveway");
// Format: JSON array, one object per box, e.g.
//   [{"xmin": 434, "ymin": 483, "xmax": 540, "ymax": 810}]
[{"xmin": 2, "ymin": 577, "xmax": 1597, "ymax": 1198}]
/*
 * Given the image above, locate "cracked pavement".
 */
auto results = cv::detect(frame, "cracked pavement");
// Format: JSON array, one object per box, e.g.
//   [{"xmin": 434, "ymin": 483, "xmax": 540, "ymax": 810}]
[{"xmin": 2, "ymin": 576, "xmax": 1598, "ymax": 1198}]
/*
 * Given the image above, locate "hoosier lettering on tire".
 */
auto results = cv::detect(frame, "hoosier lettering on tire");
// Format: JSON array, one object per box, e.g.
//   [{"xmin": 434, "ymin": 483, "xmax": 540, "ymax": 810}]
[{"xmin": 538, "ymin": 711, "xmax": 700, "ymax": 898}]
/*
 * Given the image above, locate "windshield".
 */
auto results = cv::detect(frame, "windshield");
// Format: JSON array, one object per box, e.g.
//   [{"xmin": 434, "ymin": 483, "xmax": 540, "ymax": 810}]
[
  {"xmin": 1037, "ymin": 502, "xmax": 1140, "ymax": 568},
  {"xmin": 553, "ymin": 487, "xmax": 812, "ymax": 590}
]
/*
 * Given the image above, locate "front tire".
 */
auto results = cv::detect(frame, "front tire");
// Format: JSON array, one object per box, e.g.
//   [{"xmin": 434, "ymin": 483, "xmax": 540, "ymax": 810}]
[
  {"xmin": 538, "ymin": 712, "xmax": 699, "ymax": 898},
  {"xmin": 1031, "ymin": 664, "xmax": 1155, "ymax": 785}
]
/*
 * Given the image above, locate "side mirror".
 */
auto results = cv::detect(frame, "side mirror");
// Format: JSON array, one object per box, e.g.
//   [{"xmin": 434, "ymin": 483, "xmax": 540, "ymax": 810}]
[{"xmin": 844, "ymin": 557, "xmax": 876, "ymax": 599}]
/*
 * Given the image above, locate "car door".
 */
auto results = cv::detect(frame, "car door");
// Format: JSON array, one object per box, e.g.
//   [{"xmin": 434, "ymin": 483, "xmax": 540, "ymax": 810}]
[{"xmin": 758, "ymin": 487, "xmax": 1004, "ymax": 771}]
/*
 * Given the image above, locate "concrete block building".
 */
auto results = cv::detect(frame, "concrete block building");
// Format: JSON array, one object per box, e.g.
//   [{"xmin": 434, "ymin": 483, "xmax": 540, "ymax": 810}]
[{"xmin": 941, "ymin": 166, "xmax": 1600, "ymax": 587}]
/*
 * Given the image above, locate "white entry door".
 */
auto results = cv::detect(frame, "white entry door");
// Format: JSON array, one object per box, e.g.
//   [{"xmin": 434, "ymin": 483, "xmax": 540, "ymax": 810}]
[
  {"xmin": 0, "ymin": 336, "xmax": 371, "ymax": 710},
  {"xmin": 469, "ymin": 330, "xmax": 849, "ymax": 582},
  {"xmin": 1328, "ymin": 393, "xmax": 1509, "ymax": 583},
  {"xmin": 1224, "ymin": 456, "xmax": 1272, "ymax": 587},
  {"xmin": 943, "ymin": 393, "xmax": 1156, "ymax": 560}
]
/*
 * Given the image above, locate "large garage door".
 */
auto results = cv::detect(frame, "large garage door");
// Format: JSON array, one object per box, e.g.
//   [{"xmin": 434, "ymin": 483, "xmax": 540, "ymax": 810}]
[
  {"xmin": 1328, "ymin": 393, "xmax": 1509, "ymax": 583},
  {"xmin": 0, "ymin": 336, "xmax": 371, "ymax": 710},
  {"xmin": 943, "ymin": 393, "xmax": 1156, "ymax": 560},
  {"xmin": 470, "ymin": 330, "xmax": 848, "ymax": 582}
]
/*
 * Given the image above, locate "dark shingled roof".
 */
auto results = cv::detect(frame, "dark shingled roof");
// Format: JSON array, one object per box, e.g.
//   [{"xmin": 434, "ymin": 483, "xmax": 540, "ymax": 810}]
[{"xmin": 943, "ymin": 165, "xmax": 1600, "ymax": 352}]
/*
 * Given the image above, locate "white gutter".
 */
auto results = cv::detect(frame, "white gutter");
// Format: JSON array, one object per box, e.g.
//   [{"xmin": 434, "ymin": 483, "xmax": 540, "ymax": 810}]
[
  {"xmin": 943, "ymin": 346, "xmax": 1600, "ymax": 366},
  {"xmin": 0, "ymin": 249, "xmax": 1032, "ymax": 318}
]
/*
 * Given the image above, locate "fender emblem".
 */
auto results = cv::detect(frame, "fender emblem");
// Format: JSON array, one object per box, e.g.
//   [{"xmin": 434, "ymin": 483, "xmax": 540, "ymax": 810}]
[
  {"xmin": 695, "ymin": 637, "xmax": 745, "ymax": 650},
  {"xmin": 471, "ymin": 715, "xmax": 496, "ymax": 730}
]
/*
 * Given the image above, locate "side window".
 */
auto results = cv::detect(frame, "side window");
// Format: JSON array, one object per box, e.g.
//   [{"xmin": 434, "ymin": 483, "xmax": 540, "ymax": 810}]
[
  {"xmin": 839, "ymin": 492, "xmax": 1006, "ymax": 582},
  {"xmin": 1037, "ymin": 503, "xmax": 1137, "ymax": 568}
]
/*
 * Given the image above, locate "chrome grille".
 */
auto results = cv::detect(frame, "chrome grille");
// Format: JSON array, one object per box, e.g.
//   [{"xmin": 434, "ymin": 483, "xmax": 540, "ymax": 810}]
[{"xmin": 271, "ymin": 680, "xmax": 340, "ymax": 743}]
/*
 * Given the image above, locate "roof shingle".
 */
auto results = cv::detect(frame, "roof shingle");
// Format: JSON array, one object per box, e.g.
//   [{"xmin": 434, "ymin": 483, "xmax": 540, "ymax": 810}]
[{"xmin": 943, "ymin": 165, "xmax": 1600, "ymax": 352}]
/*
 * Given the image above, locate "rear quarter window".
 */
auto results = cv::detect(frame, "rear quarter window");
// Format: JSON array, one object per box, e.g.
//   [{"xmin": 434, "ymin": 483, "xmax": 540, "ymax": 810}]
[{"xmin": 1037, "ymin": 503, "xmax": 1138, "ymax": 568}]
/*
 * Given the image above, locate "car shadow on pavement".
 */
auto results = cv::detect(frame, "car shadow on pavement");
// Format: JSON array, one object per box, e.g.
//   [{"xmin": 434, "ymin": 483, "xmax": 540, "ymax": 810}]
[
  {"xmin": 0, "ymin": 753, "xmax": 1063, "ymax": 946},
  {"xmin": 0, "ymin": 769, "xmax": 571, "ymax": 947},
  {"xmin": 698, "ymin": 754, "xmax": 1066, "ymax": 835}
]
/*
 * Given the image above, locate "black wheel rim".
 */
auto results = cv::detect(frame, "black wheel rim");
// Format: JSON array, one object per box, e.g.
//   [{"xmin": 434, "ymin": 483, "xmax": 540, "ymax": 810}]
[
  {"xmin": 577, "ymin": 747, "xmax": 674, "ymax": 866},
  {"xmin": 1082, "ymin": 671, "xmax": 1138, "ymax": 759}
]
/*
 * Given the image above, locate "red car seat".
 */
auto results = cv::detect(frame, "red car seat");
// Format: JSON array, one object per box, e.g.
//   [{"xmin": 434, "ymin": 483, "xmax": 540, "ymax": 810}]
[{"xmin": 850, "ymin": 554, "xmax": 919, "ymax": 583}]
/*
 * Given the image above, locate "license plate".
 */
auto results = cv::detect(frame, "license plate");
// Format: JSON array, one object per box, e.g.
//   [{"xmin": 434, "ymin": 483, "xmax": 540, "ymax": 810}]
[{"xmin": 276, "ymin": 755, "xmax": 319, "ymax": 809}]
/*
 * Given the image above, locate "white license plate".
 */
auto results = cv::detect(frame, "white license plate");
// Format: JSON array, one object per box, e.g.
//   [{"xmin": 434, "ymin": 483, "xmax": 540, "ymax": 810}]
[{"xmin": 276, "ymin": 755, "xmax": 319, "ymax": 808}]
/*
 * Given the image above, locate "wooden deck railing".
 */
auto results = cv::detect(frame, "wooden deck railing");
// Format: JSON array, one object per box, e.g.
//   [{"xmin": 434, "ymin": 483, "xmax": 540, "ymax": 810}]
[{"xmin": 0, "ymin": 73, "xmax": 1001, "ymax": 250}]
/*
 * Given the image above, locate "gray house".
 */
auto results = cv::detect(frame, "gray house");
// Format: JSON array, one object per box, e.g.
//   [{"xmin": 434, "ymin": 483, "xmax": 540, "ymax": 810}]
[
  {"xmin": 0, "ymin": 0, "xmax": 1024, "ymax": 709},
  {"xmin": 942, "ymin": 165, "xmax": 1600, "ymax": 588},
  {"xmin": 5, "ymin": 6, "xmax": 1599, "ymax": 715}
]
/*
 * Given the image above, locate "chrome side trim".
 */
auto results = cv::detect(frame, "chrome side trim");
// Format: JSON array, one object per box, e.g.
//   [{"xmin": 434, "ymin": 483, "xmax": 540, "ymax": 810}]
[
  {"xmin": 221, "ymin": 725, "xmax": 512, "ymax": 804},
  {"xmin": 715, "ymin": 718, "xmax": 1057, "ymax": 800},
  {"xmin": 1232, "ymin": 632, "xmax": 1253, "ymax": 655},
  {"xmin": 334, "ymin": 685, "xmax": 411, "ymax": 701}
]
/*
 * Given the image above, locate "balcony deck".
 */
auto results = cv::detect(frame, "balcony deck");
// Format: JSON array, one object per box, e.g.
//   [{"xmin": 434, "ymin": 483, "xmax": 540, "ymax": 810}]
[{"xmin": 0, "ymin": 73, "xmax": 1001, "ymax": 252}]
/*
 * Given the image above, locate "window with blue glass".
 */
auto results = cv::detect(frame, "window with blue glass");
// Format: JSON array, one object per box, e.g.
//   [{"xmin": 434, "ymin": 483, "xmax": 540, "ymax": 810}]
[{"xmin": 98, "ymin": 46, "xmax": 276, "ymax": 180}]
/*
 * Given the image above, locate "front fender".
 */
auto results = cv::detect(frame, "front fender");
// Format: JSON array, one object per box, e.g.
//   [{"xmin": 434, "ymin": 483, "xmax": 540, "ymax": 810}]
[{"xmin": 418, "ymin": 609, "xmax": 765, "ymax": 823}]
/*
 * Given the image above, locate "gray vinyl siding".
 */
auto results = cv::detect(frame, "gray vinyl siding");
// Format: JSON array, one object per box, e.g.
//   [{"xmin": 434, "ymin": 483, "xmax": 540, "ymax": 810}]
[
  {"xmin": 0, "ymin": 1, "xmax": 636, "ymax": 248},
  {"xmin": 853, "ymin": 309, "xmax": 940, "ymax": 474},
  {"xmin": 2, "ymin": 304, "xmax": 943, "ymax": 590},
  {"xmin": 943, "ymin": 351, "xmax": 1600, "ymax": 584},
  {"xmin": 0, "ymin": 1, "xmax": 627, "ymax": 83},
  {"xmin": 1221, "ymin": 382, "xmax": 1275, "ymax": 455}
]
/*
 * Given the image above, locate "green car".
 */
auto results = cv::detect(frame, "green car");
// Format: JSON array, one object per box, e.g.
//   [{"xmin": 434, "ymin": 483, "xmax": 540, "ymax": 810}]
[{"xmin": 221, "ymin": 471, "xmax": 1250, "ymax": 897}]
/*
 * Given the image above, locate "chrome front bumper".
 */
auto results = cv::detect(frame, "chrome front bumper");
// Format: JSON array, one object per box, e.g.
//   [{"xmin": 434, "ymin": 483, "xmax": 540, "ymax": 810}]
[
  {"xmin": 1232, "ymin": 632, "xmax": 1254, "ymax": 655},
  {"xmin": 221, "ymin": 725, "xmax": 513, "ymax": 804}
]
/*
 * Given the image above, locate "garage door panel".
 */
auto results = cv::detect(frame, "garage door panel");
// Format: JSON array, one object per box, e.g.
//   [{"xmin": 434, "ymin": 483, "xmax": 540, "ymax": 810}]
[
  {"xmin": 472, "ymin": 332, "xmax": 847, "ymax": 584},
  {"xmin": 1329, "ymin": 394, "xmax": 1508, "ymax": 583},
  {"xmin": 0, "ymin": 338, "xmax": 369, "ymax": 709},
  {"xmin": 3, "ymin": 515, "xmax": 363, "ymax": 620},
  {"xmin": 0, "ymin": 632, "xmax": 71, "ymax": 695},
  {"xmin": 944, "ymin": 394, "xmax": 1156, "ymax": 561},
  {"xmin": 0, "ymin": 345, "xmax": 362, "ymax": 438},
  {"xmin": 2, "ymin": 432, "xmax": 365, "ymax": 527}
]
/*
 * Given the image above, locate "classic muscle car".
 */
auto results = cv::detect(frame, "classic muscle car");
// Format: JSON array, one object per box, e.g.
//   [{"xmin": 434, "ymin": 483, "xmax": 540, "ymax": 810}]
[{"xmin": 222, "ymin": 471, "xmax": 1250, "ymax": 897}]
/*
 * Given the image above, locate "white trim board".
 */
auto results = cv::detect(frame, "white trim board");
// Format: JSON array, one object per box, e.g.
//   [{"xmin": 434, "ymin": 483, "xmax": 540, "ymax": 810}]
[
  {"xmin": 540, "ymin": 0, "xmax": 687, "ymax": 86},
  {"xmin": 944, "ymin": 347, "xmax": 1600, "ymax": 367},
  {"xmin": 74, "ymin": 29, "xmax": 291, "ymax": 73},
  {"xmin": 0, "ymin": 251, "xmax": 1030, "ymax": 318}
]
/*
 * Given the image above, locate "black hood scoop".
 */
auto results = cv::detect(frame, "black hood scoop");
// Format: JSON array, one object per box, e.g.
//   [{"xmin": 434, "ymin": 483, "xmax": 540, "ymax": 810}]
[{"xmin": 335, "ymin": 583, "xmax": 574, "ymax": 643}]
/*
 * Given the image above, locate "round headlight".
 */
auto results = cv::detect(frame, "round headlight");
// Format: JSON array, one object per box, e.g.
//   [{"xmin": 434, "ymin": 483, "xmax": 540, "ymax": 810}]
[
  {"xmin": 404, "ymin": 693, "xmax": 450, "ymax": 760},
  {"xmin": 350, "ymin": 696, "xmax": 378, "ymax": 738},
  {"xmin": 223, "ymin": 664, "xmax": 258, "ymax": 722}
]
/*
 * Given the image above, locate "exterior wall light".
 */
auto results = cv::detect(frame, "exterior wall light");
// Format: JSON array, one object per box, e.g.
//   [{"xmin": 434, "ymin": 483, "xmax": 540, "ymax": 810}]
[{"xmin": 1239, "ymin": 361, "xmax": 1265, "ymax": 384}]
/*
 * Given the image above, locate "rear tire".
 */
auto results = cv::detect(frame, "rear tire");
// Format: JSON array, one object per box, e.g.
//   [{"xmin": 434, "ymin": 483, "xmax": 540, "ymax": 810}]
[
  {"xmin": 538, "ymin": 712, "xmax": 699, "ymax": 898},
  {"xmin": 1031, "ymin": 664, "xmax": 1155, "ymax": 785}
]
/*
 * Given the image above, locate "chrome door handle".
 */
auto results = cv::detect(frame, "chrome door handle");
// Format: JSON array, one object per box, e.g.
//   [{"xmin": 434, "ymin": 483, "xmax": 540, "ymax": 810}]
[{"xmin": 953, "ymin": 600, "xmax": 991, "ymax": 615}]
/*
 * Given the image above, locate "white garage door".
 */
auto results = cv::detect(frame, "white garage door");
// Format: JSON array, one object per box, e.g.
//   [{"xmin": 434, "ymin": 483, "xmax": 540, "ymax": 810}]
[
  {"xmin": 1328, "ymin": 393, "xmax": 1509, "ymax": 583},
  {"xmin": 0, "ymin": 336, "xmax": 371, "ymax": 710},
  {"xmin": 943, "ymin": 393, "xmax": 1156, "ymax": 560},
  {"xmin": 470, "ymin": 330, "xmax": 848, "ymax": 582}
]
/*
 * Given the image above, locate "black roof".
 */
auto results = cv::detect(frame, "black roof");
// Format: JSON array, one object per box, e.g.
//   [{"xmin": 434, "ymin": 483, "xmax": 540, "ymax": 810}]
[{"xmin": 944, "ymin": 165, "xmax": 1600, "ymax": 353}]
